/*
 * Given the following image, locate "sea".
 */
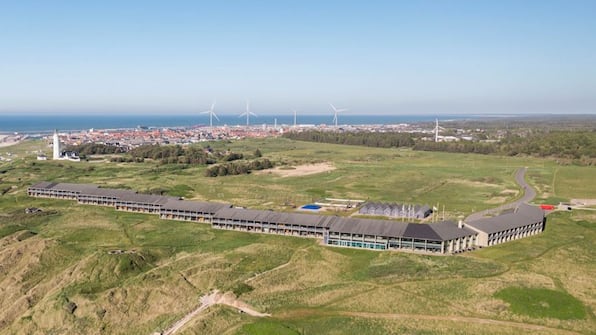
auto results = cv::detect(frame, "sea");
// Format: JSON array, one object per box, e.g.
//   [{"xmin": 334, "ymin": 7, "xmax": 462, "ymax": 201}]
[{"xmin": 0, "ymin": 113, "xmax": 485, "ymax": 133}]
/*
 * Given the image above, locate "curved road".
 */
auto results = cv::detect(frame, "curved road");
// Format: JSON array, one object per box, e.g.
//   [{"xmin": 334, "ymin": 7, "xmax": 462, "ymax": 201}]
[{"xmin": 466, "ymin": 167, "xmax": 536, "ymax": 222}]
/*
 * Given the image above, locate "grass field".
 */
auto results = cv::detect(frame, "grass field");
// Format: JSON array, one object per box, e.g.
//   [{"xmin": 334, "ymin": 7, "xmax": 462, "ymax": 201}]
[
  {"xmin": 494, "ymin": 287, "xmax": 586, "ymax": 320},
  {"xmin": 0, "ymin": 138, "xmax": 594, "ymax": 334}
]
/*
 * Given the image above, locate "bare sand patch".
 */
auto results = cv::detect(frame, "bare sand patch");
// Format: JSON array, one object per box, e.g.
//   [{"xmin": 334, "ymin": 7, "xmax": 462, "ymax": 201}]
[
  {"xmin": 500, "ymin": 189, "xmax": 519, "ymax": 195},
  {"xmin": 448, "ymin": 179, "xmax": 501, "ymax": 188},
  {"xmin": 265, "ymin": 162, "xmax": 335, "ymax": 178},
  {"xmin": 0, "ymin": 135, "xmax": 23, "ymax": 148}
]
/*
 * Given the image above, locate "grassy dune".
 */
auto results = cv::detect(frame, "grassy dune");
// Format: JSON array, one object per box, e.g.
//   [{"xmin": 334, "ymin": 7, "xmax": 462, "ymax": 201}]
[{"xmin": 0, "ymin": 139, "xmax": 594, "ymax": 334}]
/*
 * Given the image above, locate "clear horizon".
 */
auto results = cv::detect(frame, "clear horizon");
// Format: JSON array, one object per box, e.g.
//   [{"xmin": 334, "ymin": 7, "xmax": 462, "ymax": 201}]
[{"xmin": 1, "ymin": 1, "xmax": 595, "ymax": 115}]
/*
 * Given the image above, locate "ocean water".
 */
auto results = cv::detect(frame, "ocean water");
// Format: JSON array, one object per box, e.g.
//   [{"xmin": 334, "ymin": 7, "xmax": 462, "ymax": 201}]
[{"xmin": 0, "ymin": 114, "xmax": 474, "ymax": 133}]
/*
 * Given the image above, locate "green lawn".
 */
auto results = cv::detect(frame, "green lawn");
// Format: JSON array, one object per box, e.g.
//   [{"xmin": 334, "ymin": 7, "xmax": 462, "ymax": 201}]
[{"xmin": 494, "ymin": 287, "xmax": 586, "ymax": 320}]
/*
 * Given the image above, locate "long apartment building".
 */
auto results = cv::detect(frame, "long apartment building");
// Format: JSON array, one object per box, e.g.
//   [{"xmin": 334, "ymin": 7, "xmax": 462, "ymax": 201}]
[
  {"xmin": 27, "ymin": 181, "xmax": 545, "ymax": 254},
  {"xmin": 464, "ymin": 204, "xmax": 546, "ymax": 247}
]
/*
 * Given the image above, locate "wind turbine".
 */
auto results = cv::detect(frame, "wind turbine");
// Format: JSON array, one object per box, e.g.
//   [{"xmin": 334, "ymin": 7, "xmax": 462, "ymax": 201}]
[
  {"xmin": 293, "ymin": 110, "xmax": 297, "ymax": 127},
  {"xmin": 329, "ymin": 103, "xmax": 347, "ymax": 127},
  {"xmin": 201, "ymin": 100, "xmax": 219, "ymax": 127},
  {"xmin": 432, "ymin": 118, "xmax": 445, "ymax": 142},
  {"xmin": 239, "ymin": 100, "xmax": 257, "ymax": 126}
]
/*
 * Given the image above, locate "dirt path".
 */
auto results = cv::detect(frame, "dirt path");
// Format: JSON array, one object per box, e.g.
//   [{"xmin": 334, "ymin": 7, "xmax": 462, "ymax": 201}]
[
  {"xmin": 160, "ymin": 291, "xmax": 218, "ymax": 335},
  {"xmin": 216, "ymin": 291, "xmax": 271, "ymax": 317},
  {"xmin": 158, "ymin": 290, "xmax": 269, "ymax": 335},
  {"xmin": 245, "ymin": 260, "xmax": 292, "ymax": 284},
  {"xmin": 276, "ymin": 309, "xmax": 579, "ymax": 334},
  {"xmin": 245, "ymin": 247, "xmax": 309, "ymax": 283}
]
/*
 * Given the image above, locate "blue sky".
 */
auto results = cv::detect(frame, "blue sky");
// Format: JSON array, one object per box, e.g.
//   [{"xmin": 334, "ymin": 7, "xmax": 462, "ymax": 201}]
[{"xmin": 1, "ymin": 0, "xmax": 595, "ymax": 115}]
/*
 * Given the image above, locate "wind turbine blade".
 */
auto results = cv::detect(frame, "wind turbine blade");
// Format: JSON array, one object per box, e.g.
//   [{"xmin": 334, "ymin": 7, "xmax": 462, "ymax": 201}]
[
  {"xmin": 213, "ymin": 113, "xmax": 220, "ymax": 121},
  {"xmin": 201, "ymin": 111, "xmax": 210, "ymax": 114},
  {"xmin": 210, "ymin": 102, "xmax": 216, "ymax": 111},
  {"xmin": 337, "ymin": 108, "xmax": 348, "ymax": 112},
  {"xmin": 329, "ymin": 103, "xmax": 337, "ymax": 112},
  {"xmin": 249, "ymin": 112, "xmax": 257, "ymax": 117},
  {"xmin": 239, "ymin": 112, "xmax": 246, "ymax": 117}
]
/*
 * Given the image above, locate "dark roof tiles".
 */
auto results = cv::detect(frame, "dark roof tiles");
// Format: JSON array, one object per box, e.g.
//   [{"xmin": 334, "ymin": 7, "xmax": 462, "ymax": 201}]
[
  {"xmin": 465, "ymin": 204, "xmax": 544, "ymax": 234},
  {"xmin": 403, "ymin": 224, "xmax": 442, "ymax": 240},
  {"xmin": 162, "ymin": 199, "xmax": 231, "ymax": 213},
  {"xmin": 430, "ymin": 222, "xmax": 477, "ymax": 240}
]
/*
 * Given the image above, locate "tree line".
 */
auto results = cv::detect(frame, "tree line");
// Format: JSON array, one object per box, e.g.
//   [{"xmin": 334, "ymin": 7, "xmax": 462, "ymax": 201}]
[
  {"xmin": 65, "ymin": 143, "xmax": 125, "ymax": 156},
  {"xmin": 126, "ymin": 144, "xmax": 247, "ymax": 165},
  {"xmin": 283, "ymin": 131, "xmax": 416, "ymax": 148},
  {"xmin": 106, "ymin": 144, "xmax": 277, "ymax": 174},
  {"xmin": 412, "ymin": 141, "xmax": 496, "ymax": 154},
  {"xmin": 204, "ymin": 158, "xmax": 274, "ymax": 177},
  {"xmin": 498, "ymin": 131, "xmax": 596, "ymax": 159},
  {"xmin": 283, "ymin": 130, "xmax": 596, "ymax": 165}
]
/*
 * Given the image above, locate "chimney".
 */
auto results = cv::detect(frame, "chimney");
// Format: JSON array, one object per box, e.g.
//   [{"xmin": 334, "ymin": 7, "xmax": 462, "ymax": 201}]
[{"xmin": 458, "ymin": 220, "xmax": 464, "ymax": 229}]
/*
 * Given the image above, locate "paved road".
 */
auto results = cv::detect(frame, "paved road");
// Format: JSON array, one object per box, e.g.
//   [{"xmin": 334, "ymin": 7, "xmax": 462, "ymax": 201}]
[{"xmin": 466, "ymin": 167, "xmax": 536, "ymax": 222}]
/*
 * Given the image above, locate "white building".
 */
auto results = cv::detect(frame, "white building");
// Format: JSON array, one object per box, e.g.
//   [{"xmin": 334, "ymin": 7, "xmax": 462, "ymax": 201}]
[
  {"xmin": 53, "ymin": 130, "xmax": 61, "ymax": 160},
  {"xmin": 52, "ymin": 130, "xmax": 80, "ymax": 162}
]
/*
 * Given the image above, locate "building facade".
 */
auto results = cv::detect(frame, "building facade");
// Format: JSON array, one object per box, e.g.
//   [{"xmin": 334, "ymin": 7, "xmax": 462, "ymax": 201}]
[
  {"xmin": 464, "ymin": 204, "xmax": 545, "ymax": 247},
  {"xmin": 27, "ymin": 181, "xmax": 545, "ymax": 254}
]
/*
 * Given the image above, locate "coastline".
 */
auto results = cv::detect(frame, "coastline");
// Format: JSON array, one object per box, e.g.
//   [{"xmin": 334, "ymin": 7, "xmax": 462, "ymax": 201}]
[
  {"xmin": 1, "ymin": 113, "xmax": 595, "ymax": 134},
  {"xmin": 0, "ymin": 114, "xmax": 485, "ymax": 133}
]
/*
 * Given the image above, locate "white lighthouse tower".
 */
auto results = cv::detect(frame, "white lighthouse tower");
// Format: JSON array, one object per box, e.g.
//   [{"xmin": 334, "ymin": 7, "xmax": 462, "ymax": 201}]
[{"xmin": 52, "ymin": 130, "xmax": 61, "ymax": 160}]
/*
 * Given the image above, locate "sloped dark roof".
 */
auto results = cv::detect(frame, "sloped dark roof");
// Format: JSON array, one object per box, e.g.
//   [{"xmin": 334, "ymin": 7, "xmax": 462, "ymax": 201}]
[
  {"xmin": 430, "ymin": 221, "xmax": 476, "ymax": 240},
  {"xmin": 213, "ymin": 207, "xmax": 337, "ymax": 228},
  {"xmin": 162, "ymin": 199, "xmax": 231, "ymax": 213},
  {"xmin": 328, "ymin": 217, "xmax": 408, "ymax": 237},
  {"xmin": 465, "ymin": 204, "xmax": 544, "ymax": 234},
  {"xmin": 403, "ymin": 224, "xmax": 441, "ymax": 240},
  {"xmin": 517, "ymin": 203, "xmax": 545, "ymax": 222},
  {"xmin": 30, "ymin": 182, "xmax": 99, "ymax": 193},
  {"xmin": 80, "ymin": 187, "xmax": 134, "ymax": 199},
  {"xmin": 120, "ymin": 192, "xmax": 175, "ymax": 205},
  {"xmin": 58, "ymin": 183, "xmax": 100, "ymax": 193},
  {"xmin": 80, "ymin": 187, "xmax": 175, "ymax": 205},
  {"xmin": 29, "ymin": 181, "xmax": 55, "ymax": 189}
]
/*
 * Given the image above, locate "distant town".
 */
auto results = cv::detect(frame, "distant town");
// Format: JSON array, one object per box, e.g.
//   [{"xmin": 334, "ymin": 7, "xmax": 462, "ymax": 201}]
[{"xmin": 37, "ymin": 120, "xmax": 489, "ymax": 153}]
